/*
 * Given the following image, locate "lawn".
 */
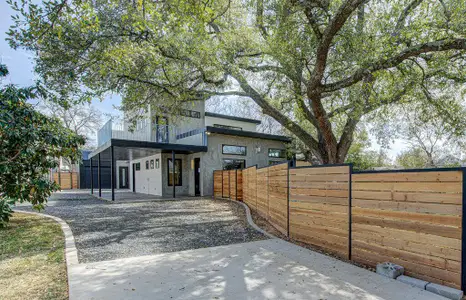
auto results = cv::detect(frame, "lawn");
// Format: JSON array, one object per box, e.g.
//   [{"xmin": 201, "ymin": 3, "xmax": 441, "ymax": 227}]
[{"xmin": 0, "ymin": 212, "xmax": 68, "ymax": 300}]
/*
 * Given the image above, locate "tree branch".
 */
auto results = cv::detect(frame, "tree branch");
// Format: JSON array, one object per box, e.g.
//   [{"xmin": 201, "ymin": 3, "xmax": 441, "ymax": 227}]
[
  {"xmin": 324, "ymin": 38, "xmax": 466, "ymax": 92},
  {"xmin": 229, "ymin": 71, "xmax": 321, "ymax": 154},
  {"xmin": 309, "ymin": 0, "xmax": 365, "ymax": 90}
]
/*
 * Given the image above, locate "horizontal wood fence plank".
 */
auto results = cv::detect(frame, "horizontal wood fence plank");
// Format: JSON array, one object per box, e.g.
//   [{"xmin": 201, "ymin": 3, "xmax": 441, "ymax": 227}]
[{"xmin": 353, "ymin": 171, "xmax": 462, "ymax": 182}]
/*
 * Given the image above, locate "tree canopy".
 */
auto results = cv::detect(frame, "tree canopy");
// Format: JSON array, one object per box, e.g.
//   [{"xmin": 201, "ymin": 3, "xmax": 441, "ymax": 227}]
[
  {"xmin": 7, "ymin": 0, "xmax": 466, "ymax": 163},
  {"xmin": 0, "ymin": 63, "xmax": 84, "ymax": 226}
]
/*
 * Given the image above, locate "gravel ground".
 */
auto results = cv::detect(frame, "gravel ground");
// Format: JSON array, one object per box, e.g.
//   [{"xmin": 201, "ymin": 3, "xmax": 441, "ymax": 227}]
[{"xmin": 16, "ymin": 193, "xmax": 267, "ymax": 263}]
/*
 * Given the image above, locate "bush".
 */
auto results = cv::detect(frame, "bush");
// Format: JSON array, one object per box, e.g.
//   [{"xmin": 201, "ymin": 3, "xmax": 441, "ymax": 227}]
[{"xmin": 0, "ymin": 198, "xmax": 14, "ymax": 228}]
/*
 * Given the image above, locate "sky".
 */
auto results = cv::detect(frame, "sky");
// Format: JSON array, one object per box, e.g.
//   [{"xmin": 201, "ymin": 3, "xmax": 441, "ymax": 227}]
[
  {"xmin": 0, "ymin": 1, "xmax": 120, "ymax": 118},
  {"xmin": 0, "ymin": 1, "xmax": 407, "ymax": 160}
]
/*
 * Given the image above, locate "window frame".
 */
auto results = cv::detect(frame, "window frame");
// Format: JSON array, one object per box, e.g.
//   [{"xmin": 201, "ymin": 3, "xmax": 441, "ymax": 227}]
[
  {"xmin": 268, "ymin": 148, "xmax": 286, "ymax": 159},
  {"xmin": 222, "ymin": 144, "xmax": 247, "ymax": 156},
  {"xmin": 222, "ymin": 159, "xmax": 246, "ymax": 170},
  {"xmin": 213, "ymin": 124, "xmax": 243, "ymax": 131},
  {"xmin": 167, "ymin": 158, "xmax": 182, "ymax": 186}
]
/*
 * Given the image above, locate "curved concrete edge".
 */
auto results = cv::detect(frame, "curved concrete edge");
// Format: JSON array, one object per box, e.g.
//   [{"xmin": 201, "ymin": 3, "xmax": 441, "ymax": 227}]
[
  {"xmin": 214, "ymin": 198, "xmax": 277, "ymax": 239},
  {"xmin": 13, "ymin": 209, "xmax": 79, "ymax": 294}
]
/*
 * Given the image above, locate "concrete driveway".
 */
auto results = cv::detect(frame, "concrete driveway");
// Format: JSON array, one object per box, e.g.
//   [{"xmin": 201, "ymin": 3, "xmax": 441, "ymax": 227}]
[
  {"xmin": 70, "ymin": 239, "xmax": 443, "ymax": 300},
  {"xmin": 18, "ymin": 192, "xmax": 446, "ymax": 299}
]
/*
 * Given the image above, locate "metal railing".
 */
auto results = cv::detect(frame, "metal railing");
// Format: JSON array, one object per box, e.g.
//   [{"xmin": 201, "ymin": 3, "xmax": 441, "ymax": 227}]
[{"xmin": 97, "ymin": 119, "xmax": 206, "ymax": 147}]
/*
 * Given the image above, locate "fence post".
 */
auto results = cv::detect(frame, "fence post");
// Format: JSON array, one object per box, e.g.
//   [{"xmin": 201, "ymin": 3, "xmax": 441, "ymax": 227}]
[
  {"xmin": 462, "ymin": 168, "xmax": 466, "ymax": 291},
  {"xmin": 287, "ymin": 160, "xmax": 290, "ymax": 237},
  {"xmin": 348, "ymin": 164, "xmax": 353, "ymax": 261},
  {"xmin": 235, "ymin": 169, "xmax": 238, "ymax": 201}
]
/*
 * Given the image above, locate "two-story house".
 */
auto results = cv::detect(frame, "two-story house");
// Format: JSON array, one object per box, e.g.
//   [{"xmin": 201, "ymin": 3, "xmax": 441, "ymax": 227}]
[{"xmin": 88, "ymin": 101, "xmax": 290, "ymax": 200}]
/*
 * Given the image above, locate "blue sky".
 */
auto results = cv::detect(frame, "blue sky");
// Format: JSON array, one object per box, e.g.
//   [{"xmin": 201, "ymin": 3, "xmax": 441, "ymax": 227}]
[{"xmin": 0, "ymin": 1, "xmax": 120, "ymax": 118}]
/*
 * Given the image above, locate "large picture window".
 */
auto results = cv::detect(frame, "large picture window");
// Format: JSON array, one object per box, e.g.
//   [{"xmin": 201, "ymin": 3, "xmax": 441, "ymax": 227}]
[
  {"xmin": 222, "ymin": 144, "xmax": 247, "ymax": 156},
  {"xmin": 268, "ymin": 148, "xmax": 286, "ymax": 158},
  {"xmin": 167, "ymin": 159, "xmax": 182, "ymax": 186},
  {"xmin": 223, "ymin": 159, "xmax": 245, "ymax": 170}
]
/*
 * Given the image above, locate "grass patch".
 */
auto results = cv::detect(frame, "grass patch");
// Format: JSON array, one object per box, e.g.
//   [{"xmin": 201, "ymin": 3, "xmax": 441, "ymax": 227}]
[{"xmin": 0, "ymin": 212, "xmax": 68, "ymax": 300}]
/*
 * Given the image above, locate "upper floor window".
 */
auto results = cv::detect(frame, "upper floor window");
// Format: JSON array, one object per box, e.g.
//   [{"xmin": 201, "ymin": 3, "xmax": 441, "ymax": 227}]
[
  {"xmin": 213, "ymin": 124, "xmax": 242, "ymax": 131},
  {"xmin": 136, "ymin": 119, "xmax": 147, "ymax": 131},
  {"xmin": 268, "ymin": 148, "xmax": 286, "ymax": 158},
  {"xmin": 222, "ymin": 145, "xmax": 247, "ymax": 156}
]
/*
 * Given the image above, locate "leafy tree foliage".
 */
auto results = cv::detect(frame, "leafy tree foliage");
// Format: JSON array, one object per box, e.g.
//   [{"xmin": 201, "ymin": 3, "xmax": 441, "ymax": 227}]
[
  {"xmin": 344, "ymin": 130, "xmax": 391, "ymax": 170},
  {"xmin": 0, "ymin": 64, "xmax": 85, "ymax": 226},
  {"xmin": 395, "ymin": 148, "xmax": 431, "ymax": 169},
  {"xmin": 7, "ymin": 0, "xmax": 466, "ymax": 163}
]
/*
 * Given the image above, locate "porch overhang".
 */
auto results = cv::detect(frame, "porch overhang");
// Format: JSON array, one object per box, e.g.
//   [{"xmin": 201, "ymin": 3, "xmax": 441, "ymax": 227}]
[{"xmin": 89, "ymin": 138, "xmax": 208, "ymax": 161}]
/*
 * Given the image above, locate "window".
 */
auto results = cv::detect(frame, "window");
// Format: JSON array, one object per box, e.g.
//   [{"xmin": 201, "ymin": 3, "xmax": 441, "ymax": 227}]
[
  {"xmin": 268, "ymin": 148, "xmax": 286, "ymax": 158},
  {"xmin": 223, "ymin": 159, "xmax": 245, "ymax": 170},
  {"xmin": 145, "ymin": 160, "xmax": 149, "ymax": 169},
  {"xmin": 135, "ymin": 163, "xmax": 141, "ymax": 171},
  {"xmin": 167, "ymin": 159, "xmax": 182, "ymax": 186},
  {"xmin": 136, "ymin": 119, "xmax": 147, "ymax": 131},
  {"xmin": 222, "ymin": 144, "xmax": 247, "ymax": 156},
  {"xmin": 178, "ymin": 109, "xmax": 201, "ymax": 119},
  {"xmin": 156, "ymin": 116, "xmax": 169, "ymax": 143},
  {"xmin": 213, "ymin": 124, "xmax": 242, "ymax": 131},
  {"xmin": 155, "ymin": 159, "xmax": 160, "ymax": 169},
  {"xmin": 150, "ymin": 159, "xmax": 154, "ymax": 169}
]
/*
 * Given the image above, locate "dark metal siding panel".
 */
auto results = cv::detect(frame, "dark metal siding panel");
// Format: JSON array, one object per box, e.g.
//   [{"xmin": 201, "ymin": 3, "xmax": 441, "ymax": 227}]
[{"xmin": 80, "ymin": 160, "xmax": 112, "ymax": 189}]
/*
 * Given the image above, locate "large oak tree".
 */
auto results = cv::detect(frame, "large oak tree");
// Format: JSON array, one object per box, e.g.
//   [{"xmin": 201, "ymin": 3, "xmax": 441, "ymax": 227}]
[{"xmin": 7, "ymin": 0, "xmax": 466, "ymax": 163}]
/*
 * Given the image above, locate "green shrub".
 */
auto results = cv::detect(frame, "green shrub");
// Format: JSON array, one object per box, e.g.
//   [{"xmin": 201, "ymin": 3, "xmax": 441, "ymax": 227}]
[{"xmin": 0, "ymin": 198, "xmax": 14, "ymax": 228}]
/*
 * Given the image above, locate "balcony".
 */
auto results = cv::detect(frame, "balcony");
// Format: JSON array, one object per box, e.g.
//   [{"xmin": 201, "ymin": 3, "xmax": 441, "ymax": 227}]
[{"xmin": 97, "ymin": 119, "xmax": 206, "ymax": 147}]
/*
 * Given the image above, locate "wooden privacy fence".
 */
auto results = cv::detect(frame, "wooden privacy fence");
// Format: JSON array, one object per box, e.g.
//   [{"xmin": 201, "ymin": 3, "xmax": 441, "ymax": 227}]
[
  {"xmin": 52, "ymin": 171, "xmax": 79, "ymax": 189},
  {"xmin": 213, "ymin": 163, "xmax": 466, "ymax": 291}
]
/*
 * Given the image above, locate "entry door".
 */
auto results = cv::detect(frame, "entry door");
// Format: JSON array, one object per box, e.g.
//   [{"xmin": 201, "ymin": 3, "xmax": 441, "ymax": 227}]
[
  {"xmin": 119, "ymin": 166, "xmax": 129, "ymax": 189},
  {"xmin": 194, "ymin": 158, "xmax": 201, "ymax": 196}
]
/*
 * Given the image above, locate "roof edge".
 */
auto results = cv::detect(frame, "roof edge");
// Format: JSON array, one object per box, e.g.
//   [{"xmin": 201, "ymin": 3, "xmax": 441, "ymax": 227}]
[
  {"xmin": 206, "ymin": 126, "xmax": 291, "ymax": 142},
  {"xmin": 205, "ymin": 112, "xmax": 261, "ymax": 124}
]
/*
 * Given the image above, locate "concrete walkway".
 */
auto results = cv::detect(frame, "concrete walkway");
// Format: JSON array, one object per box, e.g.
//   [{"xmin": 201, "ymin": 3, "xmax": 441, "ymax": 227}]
[{"xmin": 69, "ymin": 238, "xmax": 444, "ymax": 300}]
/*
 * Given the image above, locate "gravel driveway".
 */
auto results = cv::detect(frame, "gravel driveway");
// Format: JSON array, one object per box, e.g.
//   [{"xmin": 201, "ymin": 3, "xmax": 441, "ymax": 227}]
[{"xmin": 16, "ymin": 193, "xmax": 267, "ymax": 263}]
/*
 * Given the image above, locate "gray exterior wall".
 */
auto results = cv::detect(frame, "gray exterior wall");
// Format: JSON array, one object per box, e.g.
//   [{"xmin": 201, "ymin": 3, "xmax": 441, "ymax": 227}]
[{"xmin": 201, "ymin": 133, "xmax": 287, "ymax": 196}]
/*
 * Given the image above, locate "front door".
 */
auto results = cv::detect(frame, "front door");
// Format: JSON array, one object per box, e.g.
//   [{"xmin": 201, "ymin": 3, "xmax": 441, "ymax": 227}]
[
  {"xmin": 194, "ymin": 158, "xmax": 200, "ymax": 196},
  {"xmin": 119, "ymin": 166, "xmax": 129, "ymax": 189}
]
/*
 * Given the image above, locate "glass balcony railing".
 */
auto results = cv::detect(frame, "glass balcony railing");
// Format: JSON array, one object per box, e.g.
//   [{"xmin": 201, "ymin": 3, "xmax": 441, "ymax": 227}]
[{"xmin": 97, "ymin": 119, "xmax": 206, "ymax": 147}]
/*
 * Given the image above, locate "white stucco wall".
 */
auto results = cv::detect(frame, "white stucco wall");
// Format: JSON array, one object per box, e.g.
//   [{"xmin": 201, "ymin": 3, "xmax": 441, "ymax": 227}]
[
  {"xmin": 205, "ymin": 116, "xmax": 257, "ymax": 132},
  {"xmin": 130, "ymin": 154, "xmax": 163, "ymax": 195}
]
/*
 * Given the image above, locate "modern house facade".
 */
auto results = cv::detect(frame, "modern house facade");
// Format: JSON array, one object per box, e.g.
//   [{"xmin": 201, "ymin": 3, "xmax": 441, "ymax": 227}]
[{"xmin": 88, "ymin": 101, "xmax": 290, "ymax": 200}]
